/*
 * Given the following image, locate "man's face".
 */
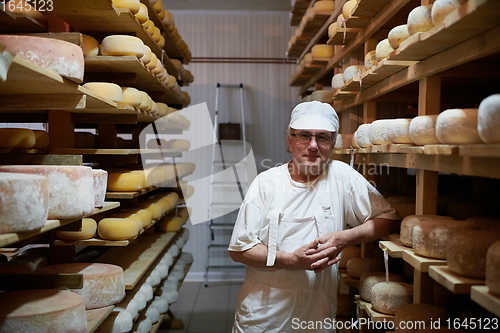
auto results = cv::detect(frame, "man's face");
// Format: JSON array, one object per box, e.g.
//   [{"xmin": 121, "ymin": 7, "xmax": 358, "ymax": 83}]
[{"xmin": 287, "ymin": 129, "xmax": 335, "ymax": 178}]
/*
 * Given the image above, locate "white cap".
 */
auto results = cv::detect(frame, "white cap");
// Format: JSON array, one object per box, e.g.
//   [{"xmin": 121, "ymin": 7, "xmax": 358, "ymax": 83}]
[{"xmin": 289, "ymin": 101, "xmax": 339, "ymax": 133}]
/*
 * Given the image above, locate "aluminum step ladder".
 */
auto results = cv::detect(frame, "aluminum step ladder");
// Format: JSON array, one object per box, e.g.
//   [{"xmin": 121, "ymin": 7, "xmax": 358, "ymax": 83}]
[{"xmin": 204, "ymin": 83, "xmax": 248, "ymax": 287}]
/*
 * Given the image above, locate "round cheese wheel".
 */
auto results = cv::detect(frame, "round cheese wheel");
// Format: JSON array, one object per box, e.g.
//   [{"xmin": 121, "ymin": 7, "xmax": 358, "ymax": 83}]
[
  {"xmin": 152, "ymin": 297, "xmax": 169, "ymax": 314},
  {"xmin": 100, "ymin": 35, "xmax": 145, "ymax": 58},
  {"xmin": 359, "ymin": 272, "xmax": 405, "ymax": 302},
  {"xmin": 158, "ymin": 34, "xmax": 166, "ymax": 48},
  {"xmin": 162, "ymin": 10, "xmax": 174, "ymax": 26},
  {"xmin": 342, "ymin": 0, "xmax": 358, "ymax": 19},
  {"xmin": 431, "ymin": 0, "xmax": 467, "ymax": 26},
  {"xmin": 446, "ymin": 201, "xmax": 486, "ymax": 220},
  {"xmin": 311, "ymin": 44, "xmax": 334, "ymax": 58},
  {"xmin": 0, "ymin": 128, "xmax": 36, "ymax": 149},
  {"xmin": 413, "ymin": 220, "xmax": 476, "ymax": 259},
  {"xmin": 346, "ymin": 257, "xmax": 384, "ymax": 279},
  {"xmin": 364, "ymin": 50, "xmax": 378, "ymax": 70},
  {"xmin": 0, "ymin": 289, "xmax": 87, "ymax": 333},
  {"xmin": 311, "ymin": 90, "xmax": 333, "ymax": 103},
  {"xmin": 138, "ymin": 91, "xmax": 151, "ymax": 111},
  {"xmin": 82, "ymin": 82, "xmax": 123, "ymax": 103},
  {"xmin": 134, "ymin": 3, "xmax": 149, "ymax": 23},
  {"xmin": 386, "ymin": 118, "xmax": 413, "ymax": 144},
  {"xmin": 337, "ymin": 13, "xmax": 345, "ymax": 28},
  {"xmin": 478, "ymin": 94, "xmax": 500, "ymax": 143},
  {"xmin": 151, "ymin": 59, "xmax": 163, "ymax": 74},
  {"xmin": 388, "ymin": 24, "xmax": 410, "ymax": 50},
  {"xmin": 119, "ymin": 208, "xmax": 153, "ymax": 228},
  {"xmin": 145, "ymin": 306, "xmax": 160, "ymax": 324},
  {"xmin": 314, "ymin": 0, "xmax": 335, "ymax": 11},
  {"xmin": 136, "ymin": 202, "xmax": 163, "ymax": 220},
  {"xmin": 400, "ymin": 215, "xmax": 454, "ymax": 247},
  {"xmin": 395, "ymin": 304, "xmax": 451, "ymax": 333},
  {"xmin": 375, "ymin": 38, "xmax": 395, "ymax": 61},
  {"xmin": 371, "ymin": 282, "xmax": 413, "ymax": 315},
  {"xmin": 446, "ymin": 230, "xmax": 500, "ymax": 279},
  {"xmin": 143, "ymin": 20, "xmax": 155, "ymax": 35},
  {"xmin": 339, "ymin": 246, "xmax": 361, "ymax": 269},
  {"xmin": 99, "ymin": 308, "xmax": 133, "ymax": 333},
  {"xmin": 167, "ymin": 139, "xmax": 191, "ymax": 151},
  {"xmin": 111, "ymin": 0, "xmax": 140, "ymax": 14},
  {"xmin": 139, "ymin": 45, "xmax": 152, "ymax": 66},
  {"xmin": 334, "ymin": 134, "xmax": 353, "ymax": 148},
  {"xmin": 81, "ymin": 34, "xmax": 99, "ymax": 57},
  {"xmin": 465, "ymin": 216, "xmax": 500, "ymax": 232},
  {"xmin": 409, "ymin": 115, "xmax": 440, "ymax": 145},
  {"xmin": 152, "ymin": 0, "xmax": 163, "ymax": 12},
  {"xmin": 98, "ymin": 218, "xmax": 141, "ymax": 240},
  {"xmin": 328, "ymin": 22, "xmax": 338, "ymax": 38},
  {"xmin": 407, "ymin": 5, "xmax": 434, "ymax": 35},
  {"xmin": 436, "ymin": 108, "xmax": 482, "ymax": 144},
  {"xmin": 120, "ymin": 87, "xmax": 142, "ymax": 107},
  {"xmin": 343, "ymin": 65, "xmax": 365, "ymax": 82},
  {"xmin": 369, "ymin": 119, "xmax": 393, "ymax": 145},
  {"xmin": 331, "ymin": 73, "xmax": 345, "ymax": 89},
  {"xmin": 151, "ymin": 27, "xmax": 162, "ymax": 43},
  {"xmin": 355, "ymin": 123, "xmax": 372, "ymax": 147},
  {"xmin": 35, "ymin": 263, "xmax": 125, "ymax": 309},
  {"xmin": 107, "ymin": 171, "xmax": 145, "ymax": 191},
  {"xmin": 32, "ymin": 130, "xmax": 50, "ymax": 149},
  {"xmin": 486, "ymin": 240, "xmax": 500, "ymax": 297},
  {"xmin": 56, "ymin": 218, "xmax": 97, "ymax": 240}
]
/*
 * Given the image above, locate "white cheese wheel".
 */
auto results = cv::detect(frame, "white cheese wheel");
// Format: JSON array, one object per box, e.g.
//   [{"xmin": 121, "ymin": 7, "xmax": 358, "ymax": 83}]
[
  {"xmin": 83, "ymin": 82, "xmax": 123, "ymax": 103},
  {"xmin": 346, "ymin": 257, "xmax": 384, "ymax": 279},
  {"xmin": 478, "ymin": 94, "xmax": 500, "ymax": 143},
  {"xmin": 339, "ymin": 246, "xmax": 361, "ymax": 269},
  {"xmin": 100, "ymin": 35, "xmax": 145, "ymax": 58},
  {"xmin": 99, "ymin": 308, "xmax": 133, "ymax": 333},
  {"xmin": 120, "ymin": 87, "xmax": 142, "ymax": 107},
  {"xmin": 446, "ymin": 230, "xmax": 500, "ymax": 279},
  {"xmin": 35, "ymin": 263, "xmax": 125, "ymax": 309},
  {"xmin": 111, "ymin": 0, "xmax": 140, "ymax": 14},
  {"xmin": 134, "ymin": 3, "xmax": 149, "ymax": 23},
  {"xmin": 152, "ymin": 297, "xmax": 169, "ymax": 314},
  {"xmin": 167, "ymin": 139, "xmax": 191, "ymax": 151},
  {"xmin": 81, "ymin": 34, "xmax": 99, "ymax": 57},
  {"xmin": 331, "ymin": 73, "xmax": 345, "ymax": 89},
  {"xmin": 371, "ymin": 282, "xmax": 413, "ymax": 315},
  {"xmin": 311, "ymin": 44, "xmax": 334, "ymax": 58},
  {"xmin": 412, "ymin": 219, "xmax": 476, "ymax": 259},
  {"xmin": 409, "ymin": 115, "xmax": 440, "ymax": 145},
  {"xmin": 343, "ymin": 65, "xmax": 365, "ymax": 82},
  {"xmin": 337, "ymin": 13, "xmax": 345, "ymax": 28},
  {"xmin": 369, "ymin": 119, "xmax": 393, "ymax": 145},
  {"xmin": 407, "ymin": 5, "xmax": 434, "ymax": 35},
  {"xmin": 0, "ymin": 289, "xmax": 87, "ymax": 333},
  {"xmin": 355, "ymin": 123, "xmax": 372, "ymax": 147},
  {"xmin": 311, "ymin": 90, "xmax": 333, "ymax": 103},
  {"xmin": 395, "ymin": 304, "xmax": 451, "ymax": 333},
  {"xmin": 351, "ymin": 132, "xmax": 360, "ymax": 148},
  {"xmin": 314, "ymin": 0, "xmax": 335, "ymax": 11},
  {"xmin": 0, "ymin": 128, "xmax": 35, "ymax": 149},
  {"xmin": 375, "ymin": 38, "xmax": 395, "ymax": 61},
  {"xmin": 32, "ymin": 130, "xmax": 50, "ymax": 149},
  {"xmin": 135, "ymin": 315, "xmax": 153, "ymax": 333},
  {"xmin": 56, "ymin": 218, "xmax": 97, "ymax": 240},
  {"xmin": 139, "ymin": 45, "xmax": 152, "ymax": 66},
  {"xmin": 145, "ymin": 306, "xmax": 160, "ymax": 324},
  {"xmin": 92, "ymin": 169, "xmax": 107, "ymax": 208},
  {"xmin": 431, "ymin": 0, "xmax": 467, "ymax": 26},
  {"xmin": 133, "ymin": 292, "xmax": 147, "ymax": 311},
  {"xmin": 486, "ymin": 241, "xmax": 500, "ymax": 297},
  {"xmin": 328, "ymin": 22, "xmax": 338, "ymax": 38},
  {"xmin": 364, "ymin": 50, "xmax": 378, "ymax": 70},
  {"xmin": 151, "ymin": 59, "xmax": 163, "ymax": 75},
  {"xmin": 436, "ymin": 108, "xmax": 482, "ymax": 144},
  {"xmin": 400, "ymin": 215, "xmax": 454, "ymax": 247},
  {"xmin": 342, "ymin": 0, "xmax": 358, "ymax": 18},
  {"xmin": 386, "ymin": 118, "xmax": 413, "ymax": 144},
  {"xmin": 0, "ymin": 165, "xmax": 94, "ymax": 220},
  {"xmin": 388, "ymin": 24, "xmax": 410, "ymax": 50},
  {"xmin": 359, "ymin": 272, "xmax": 405, "ymax": 302},
  {"xmin": 334, "ymin": 134, "xmax": 353, "ymax": 148},
  {"xmin": 98, "ymin": 218, "xmax": 141, "ymax": 240},
  {"xmin": 0, "ymin": 35, "xmax": 84, "ymax": 83}
]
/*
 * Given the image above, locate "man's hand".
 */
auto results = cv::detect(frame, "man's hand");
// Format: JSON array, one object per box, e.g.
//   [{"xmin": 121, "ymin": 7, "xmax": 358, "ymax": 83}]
[
  {"xmin": 278, "ymin": 240, "xmax": 338, "ymax": 271},
  {"xmin": 306, "ymin": 232, "xmax": 349, "ymax": 272}
]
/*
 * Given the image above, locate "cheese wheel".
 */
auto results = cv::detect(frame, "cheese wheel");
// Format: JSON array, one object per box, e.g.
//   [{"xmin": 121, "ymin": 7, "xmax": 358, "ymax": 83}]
[
  {"xmin": 111, "ymin": 0, "xmax": 140, "ymax": 14},
  {"xmin": 446, "ymin": 230, "xmax": 500, "ymax": 279},
  {"xmin": 447, "ymin": 201, "xmax": 486, "ymax": 221},
  {"xmin": 0, "ymin": 260, "xmax": 36, "ymax": 274},
  {"xmin": 409, "ymin": 115, "xmax": 440, "ymax": 145},
  {"xmin": 486, "ymin": 240, "xmax": 500, "ymax": 297},
  {"xmin": 140, "ymin": 45, "xmax": 152, "ymax": 66},
  {"xmin": 167, "ymin": 139, "xmax": 191, "ymax": 151},
  {"xmin": 151, "ymin": 59, "xmax": 163, "ymax": 75},
  {"xmin": 431, "ymin": 0, "xmax": 467, "ymax": 26},
  {"xmin": 56, "ymin": 218, "xmax": 97, "ymax": 240},
  {"xmin": 400, "ymin": 215, "xmax": 454, "ymax": 247},
  {"xmin": 375, "ymin": 38, "xmax": 395, "ymax": 61},
  {"xmin": 371, "ymin": 282, "xmax": 413, "ymax": 315},
  {"xmin": 0, "ymin": 35, "xmax": 85, "ymax": 83},
  {"xmin": 351, "ymin": 132, "xmax": 360, "ymax": 148},
  {"xmin": 388, "ymin": 24, "xmax": 410, "ymax": 50},
  {"xmin": 311, "ymin": 44, "xmax": 334, "ymax": 58},
  {"xmin": 412, "ymin": 220, "xmax": 476, "ymax": 259},
  {"xmin": 342, "ymin": 0, "xmax": 358, "ymax": 19},
  {"xmin": 311, "ymin": 90, "xmax": 333, "ymax": 103},
  {"xmin": 386, "ymin": 196, "xmax": 415, "ymax": 219},
  {"xmin": 359, "ymin": 272, "xmax": 405, "ymax": 302},
  {"xmin": 135, "ymin": 314, "xmax": 153, "ymax": 333},
  {"xmin": 0, "ymin": 289, "xmax": 87, "ymax": 333},
  {"xmin": 152, "ymin": 297, "xmax": 169, "ymax": 314},
  {"xmin": 331, "ymin": 73, "xmax": 345, "ymax": 89},
  {"xmin": 334, "ymin": 134, "xmax": 353, "ymax": 148},
  {"xmin": 118, "ymin": 87, "xmax": 141, "ymax": 107},
  {"xmin": 158, "ymin": 34, "xmax": 166, "ymax": 48},
  {"xmin": 32, "ymin": 130, "xmax": 50, "ymax": 149},
  {"xmin": 156, "ymin": 214, "xmax": 187, "ymax": 232},
  {"xmin": 355, "ymin": 123, "xmax": 372, "ymax": 147},
  {"xmin": 395, "ymin": 304, "xmax": 451, "ymax": 333},
  {"xmin": 328, "ymin": 22, "xmax": 338, "ymax": 38},
  {"xmin": 337, "ymin": 13, "xmax": 345, "ymax": 28},
  {"xmin": 108, "ymin": 212, "xmax": 144, "ymax": 230},
  {"xmin": 465, "ymin": 216, "xmax": 500, "ymax": 232},
  {"xmin": 346, "ymin": 257, "xmax": 384, "ymax": 279},
  {"xmin": 386, "ymin": 118, "xmax": 413, "ymax": 144},
  {"xmin": 364, "ymin": 50, "xmax": 378, "ymax": 70},
  {"xmin": 314, "ymin": 0, "xmax": 335, "ymax": 11},
  {"xmin": 151, "ymin": 27, "xmax": 162, "ymax": 43},
  {"xmin": 98, "ymin": 309, "xmax": 133, "ymax": 333},
  {"xmin": 343, "ymin": 65, "xmax": 365, "ymax": 82},
  {"xmin": 143, "ymin": 20, "xmax": 155, "ymax": 35},
  {"xmin": 407, "ymin": 5, "xmax": 434, "ymax": 35},
  {"xmin": 0, "ymin": 128, "xmax": 36, "ymax": 149},
  {"xmin": 35, "ymin": 263, "xmax": 125, "ymax": 309},
  {"xmin": 134, "ymin": 3, "xmax": 149, "ymax": 23},
  {"xmin": 92, "ymin": 169, "xmax": 107, "ymax": 208},
  {"xmin": 107, "ymin": 171, "xmax": 145, "ymax": 191},
  {"xmin": 369, "ymin": 119, "xmax": 393, "ymax": 145},
  {"xmin": 152, "ymin": 0, "xmax": 163, "ymax": 12},
  {"xmin": 81, "ymin": 34, "xmax": 99, "ymax": 57},
  {"xmin": 0, "ymin": 165, "xmax": 94, "ymax": 220},
  {"xmin": 162, "ymin": 10, "xmax": 174, "ymax": 26},
  {"xmin": 98, "ymin": 218, "xmax": 140, "ymax": 240},
  {"xmin": 436, "ymin": 108, "xmax": 482, "ymax": 144},
  {"xmin": 100, "ymin": 35, "xmax": 145, "ymax": 58},
  {"xmin": 82, "ymin": 82, "xmax": 123, "ymax": 103},
  {"xmin": 478, "ymin": 94, "xmax": 500, "ymax": 143},
  {"xmin": 136, "ymin": 202, "xmax": 163, "ymax": 220}
]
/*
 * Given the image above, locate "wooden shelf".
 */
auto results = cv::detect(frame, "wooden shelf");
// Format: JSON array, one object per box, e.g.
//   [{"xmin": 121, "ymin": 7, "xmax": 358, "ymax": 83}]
[
  {"xmin": 51, "ymin": 148, "xmax": 183, "ymax": 157},
  {"xmin": 340, "ymin": 270, "xmax": 359, "ymax": 287},
  {"xmin": 288, "ymin": 9, "xmax": 334, "ymax": 58},
  {"xmin": 106, "ymin": 186, "xmax": 161, "ymax": 200},
  {"xmin": 402, "ymin": 249, "xmax": 446, "ymax": 273},
  {"xmin": 0, "ymin": 8, "xmax": 46, "ymax": 32},
  {"xmin": 356, "ymin": 295, "xmax": 395, "ymax": 322},
  {"xmin": 459, "ymin": 144, "xmax": 500, "ymax": 157},
  {"xmin": 290, "ymin": 0, "xmax": 312, "ymax": 26},
  {"xmin": 87, "ymin": 305, "xmax": 115, "ymax": 333},
  {"xmin": 379, "ymin": 238, "xmax": 408, "ymax": 258},
  {"xmin": 327, "ymin": 28, "xmax": 362, "ymax": 46},
  {"xmin": 470, "ymin": 286, "xmax": 500, "ymax": 318},
  {"xmin": 0, "ymin": 201, "xmax": 120, "ymax": 248},
  {"xmin": 429, "ymin": 266, "xmax": 485, "ymax": 294}
]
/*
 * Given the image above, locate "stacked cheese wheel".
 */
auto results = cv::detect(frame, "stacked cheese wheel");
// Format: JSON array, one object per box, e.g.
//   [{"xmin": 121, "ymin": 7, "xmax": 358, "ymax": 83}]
[{"xmin": 0, "ymin": 128, "xmax": 49, "ymax": 149}]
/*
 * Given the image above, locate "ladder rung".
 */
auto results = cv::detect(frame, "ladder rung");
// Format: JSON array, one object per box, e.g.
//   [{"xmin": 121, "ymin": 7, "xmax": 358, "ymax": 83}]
[{"xmin": 209, "ymin": 224, "xmax": 235, "ymax": 230}]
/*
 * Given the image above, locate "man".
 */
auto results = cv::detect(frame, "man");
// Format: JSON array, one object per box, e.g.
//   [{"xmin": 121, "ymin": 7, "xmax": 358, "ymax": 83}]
[{"xmin": 229, "ymin": 101, "xmax": 400, "ymax": 332}]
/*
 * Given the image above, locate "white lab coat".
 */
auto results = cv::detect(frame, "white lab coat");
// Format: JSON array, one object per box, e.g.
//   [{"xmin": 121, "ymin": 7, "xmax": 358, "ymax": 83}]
[{"xmin": 229, "ymin": 161, "xmax": 399, "ymax": 333}]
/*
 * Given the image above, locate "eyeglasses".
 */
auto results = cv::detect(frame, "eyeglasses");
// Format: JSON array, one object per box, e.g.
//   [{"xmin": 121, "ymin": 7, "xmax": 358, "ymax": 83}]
[{"xmin": 290, "ymin": 132, "xmax": 334, "ymax": 144}]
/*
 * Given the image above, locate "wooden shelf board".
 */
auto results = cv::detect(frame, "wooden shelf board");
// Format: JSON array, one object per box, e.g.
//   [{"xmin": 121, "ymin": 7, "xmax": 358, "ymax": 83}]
[
  {"xmin": 51, "ymin": 148, "xmax": 182, "ymax": 156},
  {"xmin": 429, "ymin": 265, "xmax": 485, "ymax": 294},
  {"xmin": 423, "ymin": 145, "xmax": 459, "ymax": 155},
  {"xmin": 371, "ymin": 59, "xmax": 418, "ymax": 77},
  {"xmin": 290, "ymin": 73, "xmax": 313, "ymax": 87},
  {"xmin": 355, "ymin": 296, "xmax": 395, "ymax": 322},
  {"xmin": 398, "ymin": 146, "xmax": 424, "ymax": 154},
  {"xmin": 327, "ymin": 29, "xmax": 362, "ymax": 45},
  {"xmin": 459, "ymin": 144, "xmax": 500, "ymax": 157},
  {"xmin": 340, "ymin": 270, "xmax": 359, "ymax": 287},
  {"xmin": 0, "ymin": 201, "xmax": 120, "ymax": 248},
  {"xmin": 0, "ymin": 9, "xmax": 47, "ymax": 32},
  {"xmin": 470, "ymin": 285, "xmax": 500, "ymax": 318},
  {"xmin": 379, "ymin": 239, "xmax": 408, "ymax": 258},
  {"xmin": 87, "ymin": 305, "xmax": 115, "ymax": 333},
  {"xmin": 106, "ymin": 186, "xmax": 160, "ymax": 200},
  {"xmin": 402, "ymin": 249, "xmax": 446, "ymax": 272},
  {"xmin": 351, "ymin": 0, "xmax": 392, "ymax": 18},
  {"xmin": 333, "ymin": 90, "xmax": 358, "ymax": 101}
]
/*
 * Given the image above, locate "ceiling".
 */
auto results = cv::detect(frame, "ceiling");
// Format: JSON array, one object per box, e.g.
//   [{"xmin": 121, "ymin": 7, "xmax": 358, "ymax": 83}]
[{"xmin": 163, "ymin": 0, "xmax": 292, "ymax": 11}]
